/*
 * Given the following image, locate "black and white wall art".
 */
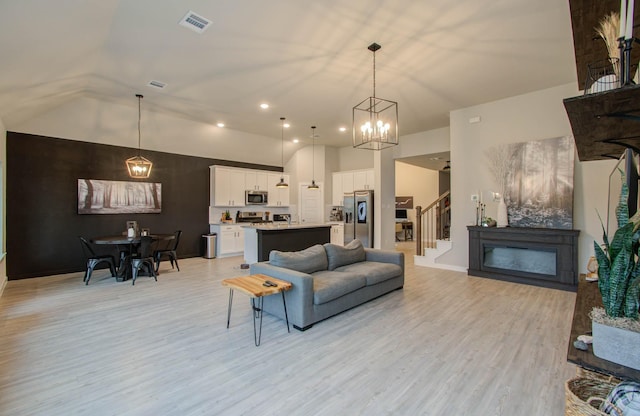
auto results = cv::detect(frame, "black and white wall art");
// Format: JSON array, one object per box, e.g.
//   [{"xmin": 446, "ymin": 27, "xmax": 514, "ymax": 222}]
[
  {"xmin": 78, "ymin": 179, "xmax": 162, "ymax": 214},
  {"xmin": 487, "ymin": 136, "xmax": 574, "ymax": 229}
]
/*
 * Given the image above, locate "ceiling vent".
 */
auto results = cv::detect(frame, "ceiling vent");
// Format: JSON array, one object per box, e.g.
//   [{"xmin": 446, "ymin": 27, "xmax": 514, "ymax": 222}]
[
  {"xmin": 147, "ymin": 80, "xmax": 167, "ymax": 89},
  {"xmin": 179, "ymin": 11, "xmax": 211, "ymax": 34}
]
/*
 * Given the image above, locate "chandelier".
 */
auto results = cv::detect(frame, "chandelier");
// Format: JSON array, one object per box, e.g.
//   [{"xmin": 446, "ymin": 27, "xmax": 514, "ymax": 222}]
[
  {"xmin": 276, "ymin": 117, "xmax": 289, "ymax": 188},
  {"xmin": 126, "ymin": 94, "xmax": 153, "ymax": 178},
  {"xmin": 352, "ymin": 42, "xmax": 398, "ymax": 150}
]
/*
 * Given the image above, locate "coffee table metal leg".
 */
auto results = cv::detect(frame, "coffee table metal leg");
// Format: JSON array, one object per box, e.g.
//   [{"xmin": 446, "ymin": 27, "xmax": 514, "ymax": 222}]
[
  {"xmin": 251, "ymin": 297, "xmax": 264, "ymax": 346},
  {"xmin": 226, "ymin": 289, "xmax": 234, "ymax": 329},
  {"xmin": 281, "ymin": 291, "xmax": 290, "ymax": 333}
]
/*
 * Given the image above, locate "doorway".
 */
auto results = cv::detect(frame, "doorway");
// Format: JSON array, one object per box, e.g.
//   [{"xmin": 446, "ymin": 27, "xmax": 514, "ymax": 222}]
[{"xmin": 299, "ymin": 183, "xmax": 324, "ymax": 224}]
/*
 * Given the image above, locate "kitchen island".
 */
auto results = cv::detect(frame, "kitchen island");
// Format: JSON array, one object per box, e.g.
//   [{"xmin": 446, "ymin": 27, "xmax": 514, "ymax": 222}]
[{"xmin": 243, "ymin": 223, "xmax": 331, "ymax": 264}]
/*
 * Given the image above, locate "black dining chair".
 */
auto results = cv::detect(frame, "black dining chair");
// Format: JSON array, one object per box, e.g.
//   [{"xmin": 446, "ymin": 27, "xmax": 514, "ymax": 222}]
[
  {"xmin": 79, "ymin": 236, "xmax": 118, "ymax": 285},
  {"xmin": 154, "ymin": 230, "xmax": 182, "ymax": 273},
  {"xmin": 131, "ymin": 235, "xmax": 157, "ymax": 285}
]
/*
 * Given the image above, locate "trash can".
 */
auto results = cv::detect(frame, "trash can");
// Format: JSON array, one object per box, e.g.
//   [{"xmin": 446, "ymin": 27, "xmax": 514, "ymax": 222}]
[{"xmin": 202, "ymin": 233, "xmax": 217, "ymax": 259}]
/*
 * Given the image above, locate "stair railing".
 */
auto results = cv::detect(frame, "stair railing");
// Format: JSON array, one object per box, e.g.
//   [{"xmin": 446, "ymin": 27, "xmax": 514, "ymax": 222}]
[{"xmin": 415, "ymin": 190, "xmax": 450, "ymax": 255}]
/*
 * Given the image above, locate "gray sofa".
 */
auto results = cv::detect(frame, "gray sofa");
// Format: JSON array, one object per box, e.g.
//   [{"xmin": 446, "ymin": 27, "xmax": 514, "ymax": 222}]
[{"xmin": 249, "ymin": 240, "xmax": 404, "ymax": 331}]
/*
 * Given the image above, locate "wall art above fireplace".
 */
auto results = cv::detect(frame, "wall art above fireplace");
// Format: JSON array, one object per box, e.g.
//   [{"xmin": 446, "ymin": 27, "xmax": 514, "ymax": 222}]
[
  {"xmin": 487, "ymin": 135, "xmax": 574, "ymax": 229},
  {"xmin": 78, "ymin": 179, "xmax": 162, "ymax": 214}
]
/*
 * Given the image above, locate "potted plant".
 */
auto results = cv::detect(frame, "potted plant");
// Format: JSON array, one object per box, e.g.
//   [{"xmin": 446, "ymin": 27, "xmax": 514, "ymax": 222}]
[{"xmin": 592, "ymin": 170, "xmax": 640, "ymax": 369}]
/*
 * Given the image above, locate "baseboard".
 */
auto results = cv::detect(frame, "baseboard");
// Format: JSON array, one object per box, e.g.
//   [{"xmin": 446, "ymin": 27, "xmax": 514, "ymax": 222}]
[{"xmin": 413, "ymin": 256, "xmax": 467, "ymax": 273}]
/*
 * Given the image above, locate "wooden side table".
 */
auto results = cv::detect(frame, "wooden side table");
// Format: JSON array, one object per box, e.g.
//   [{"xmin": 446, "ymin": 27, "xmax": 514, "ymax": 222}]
[{"xmin": 222, "ymin": 274, "xmax": 292, "ymax": 346}]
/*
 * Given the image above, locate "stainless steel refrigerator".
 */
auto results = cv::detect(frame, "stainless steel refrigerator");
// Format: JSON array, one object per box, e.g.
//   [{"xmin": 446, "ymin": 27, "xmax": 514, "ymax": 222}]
[{"xmin": 343, "ymin": 190, "xmax": 373, "ymax": 248}]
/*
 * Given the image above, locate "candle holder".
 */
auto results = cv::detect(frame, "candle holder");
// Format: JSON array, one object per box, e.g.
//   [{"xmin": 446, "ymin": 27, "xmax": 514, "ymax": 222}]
[{"xmin": 622, "ymin": 37, "xmax": 636, "ymax": 86}]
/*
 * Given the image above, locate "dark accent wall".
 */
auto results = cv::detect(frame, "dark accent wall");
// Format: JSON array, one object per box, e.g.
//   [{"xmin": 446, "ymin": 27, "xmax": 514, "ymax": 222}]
[{"xmin": 7, "ymin": 132, "xmax": 279, "ymax": 280}]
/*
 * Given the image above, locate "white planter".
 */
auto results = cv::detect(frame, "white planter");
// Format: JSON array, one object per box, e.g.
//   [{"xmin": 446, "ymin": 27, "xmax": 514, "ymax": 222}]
[
  {"xmin": 592, "ymin": 320, "xmax": 640, "ymax": 370},
  {"xmin": 496, "ymin": 197, "xmax": 508, "ymax": 227}
]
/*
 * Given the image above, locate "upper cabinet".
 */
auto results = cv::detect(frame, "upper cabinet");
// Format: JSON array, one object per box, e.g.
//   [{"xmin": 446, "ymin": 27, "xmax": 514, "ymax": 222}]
[
  {"xmin": 332, "ymin": 172, "xmax": 344, "ymax": 206},
  {"xmin": 267, "ymin": 173, "xmax": 290, "ymax": 206},
  {"xmin": 210, "ymin": 166, "xmax": 290, "ymax": 207},
  {"xmin": 332, "ymin": 169, "xmax": 374, "ymax": 206},
  {"xmin": 211, "ymin": 166, "xmax": 246, "ymax": 207},
  {"xmin": 245, "ymin": 171, "xmax": 268, "ymax": 191},
  {"xmin": 353, "ymin": 169, "xmax": 374, "ymax": 190},
  {"xmin": 342, "ymin": 171, "xmax": 354, "ymax": 194}
]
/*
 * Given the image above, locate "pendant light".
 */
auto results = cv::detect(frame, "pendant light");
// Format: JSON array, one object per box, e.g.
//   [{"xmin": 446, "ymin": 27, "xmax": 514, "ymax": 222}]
[
  {"xmin": 352, "ymin": 42, "xmax": 398, "ymax": 150},
  {"xmin": 126, "ymin": 94, "xmax": 153, "ymax": 178},
  {"xmin": 276, "ymin": 117, "xmax": 289, "ymax": 188},
  {"xmin": 308, "ymin": 126, "xmax": 319, "ymax": 190}
]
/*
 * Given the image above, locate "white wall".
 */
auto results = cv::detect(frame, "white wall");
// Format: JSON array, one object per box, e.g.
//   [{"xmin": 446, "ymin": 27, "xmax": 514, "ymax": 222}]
[
  {"xmin": 395, "ymin": 161, "xmax": 439, "ymax": 224},
  {"xmin": 441, "ymin": 82, "xmax": 615, "ymax": 274},
  {"xmin": 394, "ymin": 126, "xmax": 450, "ymax": 159},
  {"xmin": 11, "ymin": 96, "xmax": 283, "ymax": 166},
  {"xmin": 337, "ymin": 146, "xmax": 374, "ymax": 171}
]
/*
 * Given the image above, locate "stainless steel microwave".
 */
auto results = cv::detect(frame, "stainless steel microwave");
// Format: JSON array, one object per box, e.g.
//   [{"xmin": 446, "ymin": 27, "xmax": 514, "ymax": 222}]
[{"xmin": 245, "ymin": 190, "xmax": 268, "ymax": 205}]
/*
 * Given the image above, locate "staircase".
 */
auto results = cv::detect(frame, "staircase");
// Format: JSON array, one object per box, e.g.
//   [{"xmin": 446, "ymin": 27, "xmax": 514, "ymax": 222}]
[{"xmin": 414, "ymin": 191, "xmax": 452, "ymax": 268}]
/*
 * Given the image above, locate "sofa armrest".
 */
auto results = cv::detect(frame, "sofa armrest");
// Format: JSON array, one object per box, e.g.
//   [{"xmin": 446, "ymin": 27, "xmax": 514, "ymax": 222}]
[
  {"xmin": 364, "ymin": 249, "xmax": 404, "ymax": 273},
  {"xmin": 249, "ymin": 262, "xmax": 315, "ymax": 327}
]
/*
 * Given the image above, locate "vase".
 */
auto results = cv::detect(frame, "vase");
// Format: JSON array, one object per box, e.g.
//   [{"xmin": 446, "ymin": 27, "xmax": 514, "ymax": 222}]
[
  {"xmin": 592, "ymin": 320, "xmax": 640, "ymax": 370},
  {"xmin": 497, "ymin": 197, "xmax": 508, "ymax": 227}
]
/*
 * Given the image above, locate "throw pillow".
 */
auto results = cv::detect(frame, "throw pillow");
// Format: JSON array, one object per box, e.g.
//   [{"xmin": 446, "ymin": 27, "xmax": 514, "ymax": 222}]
[
  {"xmin": 601, "ymin": 381, "xmax": 640, "ymax": 416},
  {"xmin": 324, "ymin": 239, "xmax": 366, "ymax": 270},
  {"xmin": 269, "ymin": 244, "xmax": 328, "ymax": 274}
]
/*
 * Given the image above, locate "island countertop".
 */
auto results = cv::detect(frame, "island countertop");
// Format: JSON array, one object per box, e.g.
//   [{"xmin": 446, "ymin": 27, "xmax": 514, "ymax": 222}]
[
  {"xmin": 240, "ymin": 223, "xmax": 331, "ymax": 231},
  {"xmin": 243, "ymin": 224, "xmax": 331, "ymax": 263}
]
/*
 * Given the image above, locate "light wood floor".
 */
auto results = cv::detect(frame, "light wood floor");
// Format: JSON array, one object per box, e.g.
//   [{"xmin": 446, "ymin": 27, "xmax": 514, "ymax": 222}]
[{"xmin": 0, "ymin": 244, "xmax": 577, "ymax": 415}]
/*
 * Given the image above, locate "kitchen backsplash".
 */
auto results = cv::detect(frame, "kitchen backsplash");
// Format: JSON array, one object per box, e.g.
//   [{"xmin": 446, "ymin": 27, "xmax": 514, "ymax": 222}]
[{"xmin": 209, "ymin": 206, "xmax": 294, "ymax": 224}]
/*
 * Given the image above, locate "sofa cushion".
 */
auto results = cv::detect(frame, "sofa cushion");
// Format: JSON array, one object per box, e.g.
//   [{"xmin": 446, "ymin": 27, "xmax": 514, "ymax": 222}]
[
  {"xmin": 311, "ymin": 270, "xmax": 366, "ymax": 305},
  {"xmin": 269, "ymin": 244, "xmax": 328, "ymax": 274},
  {"xmin": 335, "ymin": 261, "xmax": 403, "ymax": 286},
  {"xmin": 324, "ymin": 240, "xmax": 366, "ymax": 271}
]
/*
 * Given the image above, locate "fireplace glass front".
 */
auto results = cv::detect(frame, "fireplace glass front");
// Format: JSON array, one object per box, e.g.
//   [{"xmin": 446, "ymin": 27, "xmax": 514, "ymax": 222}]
[{"xmin": 483, "ymin": 245, "xmax": 556, "ymax": 276}]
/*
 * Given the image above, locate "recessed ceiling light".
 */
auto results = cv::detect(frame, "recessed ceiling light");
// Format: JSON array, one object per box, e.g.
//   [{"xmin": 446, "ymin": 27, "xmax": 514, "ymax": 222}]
[
  {"xmin": 339, "ymin": 127, "xmax": 347, "ymax": 132},
  {"xmin": 260, "ymin": 103, "xmax": 269, "ymax": 109},
  {"xmin": 217, "ymin": 122, "xmax": 225, "ymax": 128},
  {"xmin": 293, "ymin": 138, "xmax": 299, "ymax": 143},
  {"xmin": 283, "ymin": 123, "xmax": 290, "ymax": 128}
]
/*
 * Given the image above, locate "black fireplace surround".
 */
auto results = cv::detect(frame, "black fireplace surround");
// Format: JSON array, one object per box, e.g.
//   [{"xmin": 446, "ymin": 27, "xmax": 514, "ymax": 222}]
[{"xmin": 467, "ymin": 226, "xmax": 579, "ymax": 291}]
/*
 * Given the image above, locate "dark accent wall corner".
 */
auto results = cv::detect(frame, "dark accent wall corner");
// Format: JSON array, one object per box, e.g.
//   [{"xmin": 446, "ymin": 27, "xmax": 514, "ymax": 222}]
[{"xmin": 7, "ymin": 132, "xmax": 279, "ymax": 280}]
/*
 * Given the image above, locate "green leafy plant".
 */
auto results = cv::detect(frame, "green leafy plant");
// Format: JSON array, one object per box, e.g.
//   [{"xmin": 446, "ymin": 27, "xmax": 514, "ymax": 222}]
[{"xmin": 594, "ymin": 170, "xmax": 640, "ymax": 319}]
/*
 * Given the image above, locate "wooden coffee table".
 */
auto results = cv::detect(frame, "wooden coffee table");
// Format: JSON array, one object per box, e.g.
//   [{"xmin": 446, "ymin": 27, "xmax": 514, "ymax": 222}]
[{"xmin": 221, "ymin": 274, "xmax": 292, "ymax": 346}]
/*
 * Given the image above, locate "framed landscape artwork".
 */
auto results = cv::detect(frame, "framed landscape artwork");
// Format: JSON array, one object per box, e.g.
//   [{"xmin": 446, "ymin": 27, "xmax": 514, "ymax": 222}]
[
  {"xmin": 78, "ymin": 179, "xmax": 162, "ymax": 214},
  {"xmin": 501, "ymin": 136, "xmax": 575, "ymax": 229}
]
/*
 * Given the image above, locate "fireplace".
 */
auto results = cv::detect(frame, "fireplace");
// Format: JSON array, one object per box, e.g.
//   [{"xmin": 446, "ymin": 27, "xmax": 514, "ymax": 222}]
[{"xmin": 467, "ymin": 226, "xmax": 579, "ymax": 291}]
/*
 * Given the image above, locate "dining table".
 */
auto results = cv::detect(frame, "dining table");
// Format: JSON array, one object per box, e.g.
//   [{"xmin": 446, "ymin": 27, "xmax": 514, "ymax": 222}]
[{"xmin": 92, "ymin": 234, "xmax": 175, "ymax": 281}]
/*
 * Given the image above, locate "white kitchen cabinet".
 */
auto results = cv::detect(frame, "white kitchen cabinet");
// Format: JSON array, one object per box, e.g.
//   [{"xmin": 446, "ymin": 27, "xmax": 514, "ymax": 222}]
[
  {"xmin": 332, "ymin": 172, "xmax": 344, "ymax": 206},
  {"xmin": 332, "ymin": 169, "xmax": 374, "ymax": 206},
  {"xmin": 342, "ymin": 171, "xmax": 354, "ymax": 194},
  {"xmin": 211, "ymin": 166, "xmax": 246, "ymax": 207},
  {"xmin": 211, "ymin": 224, "xmax": 244, "ymax": 257},
  {"xmin": 354, "ymin": 169, "xmax": 374, "ymax": 190},
  {"xmin": 245, "ymin": 171, "xmax": 268, "ymax": 191},
  {"xmin": 266, "ymin": 173, "xmax": 290, "ymax": 206},
  {"xmin": 330, "ymin": 223, "xmax": 344, "ymax": 246}
]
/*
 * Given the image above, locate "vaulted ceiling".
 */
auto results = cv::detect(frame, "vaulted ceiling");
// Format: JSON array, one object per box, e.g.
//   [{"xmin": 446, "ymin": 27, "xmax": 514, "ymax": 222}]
[{"xmin": 0, "ymin": 0, "xmax": 578, "ymax": 148}]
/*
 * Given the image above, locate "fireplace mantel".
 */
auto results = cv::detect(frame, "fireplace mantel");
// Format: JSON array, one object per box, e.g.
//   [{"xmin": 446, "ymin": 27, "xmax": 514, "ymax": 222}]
[{"xmin": 467, "ymin": 226, "xmax": 580, "ymax": 291}]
